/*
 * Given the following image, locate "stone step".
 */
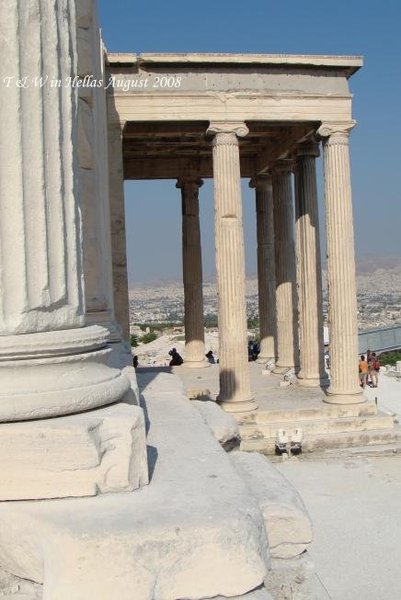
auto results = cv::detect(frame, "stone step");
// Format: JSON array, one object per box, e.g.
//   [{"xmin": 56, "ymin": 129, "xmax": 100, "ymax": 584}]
[
  {"xmin": 241, "ymin": 427, "xmax": 401, "ymax": 455},
  {"xmin": 294, "ymin": 442, "xmax": 401, "ymax": 460},
  {"xmin": 239, "ymin": 413, "xmax": 396, "ymax": 440},
  {"xmin": 230, "ymin": 452, "xmax": 313, "ymax": 559},
  {"xmin": 237, "ymin": 401, "xmax": 378, "ymax": 426},
  {"xmin": 0, "ymin": 371, "xmax": 270, "ymax": 600}
]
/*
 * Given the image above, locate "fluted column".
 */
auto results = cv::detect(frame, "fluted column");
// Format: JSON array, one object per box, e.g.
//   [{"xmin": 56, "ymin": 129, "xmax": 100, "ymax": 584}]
[
  {"xmin": 272, "ymin": 160, "xmax": 300, "ymax": 373},
  {"xmin": 250, "ymin": 176, "xmax": 277, "ymax": 365},
  {"xmin": 207, "ymin": 122, "xmax": 256, "ymax": 412},
  {"xmin": 0, "ymin": 0, "xmax": 130, "ymax": 421},
  {"xmin": 108, "ymin": 120, "xmax": 130, "ymax": 342},
  {"xmin": 177, "ymin": 177, "xmax": 208, "ymax": 368},
  {"xmin": 77, "ymin": 2, "xmax": 130, "ymax": 367},
  {"xmin": 295, "ymin": 141, "xmax": 328, "ymax": 387},
  {"xmin": 77, "ymin": 3, "xmax": 111, "ymax": 320},
  {"xmin": 318, "ymin": 122, "xmax": 364, "ymax": 403}
]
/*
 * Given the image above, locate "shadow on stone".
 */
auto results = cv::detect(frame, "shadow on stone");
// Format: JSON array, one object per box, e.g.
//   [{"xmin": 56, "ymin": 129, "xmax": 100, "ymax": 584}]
[{"xmin": 146, "ymin": 444, "xmax": 158, "ymax": 481}]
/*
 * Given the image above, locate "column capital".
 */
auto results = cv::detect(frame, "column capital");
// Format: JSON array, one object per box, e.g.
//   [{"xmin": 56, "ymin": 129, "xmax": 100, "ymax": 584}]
[
  {"xmin": 176, "ymin": 176, "xmax": 204, "ymax": 190},
  {"xmin": 206, "ymin": 121, "xmax": 249, "ymax": 145},
  {"xmin": 249, "ymin": 174, "xmax": 273, "ymax": 191},
  {"xmin": 296, "ymin": 139, "xmax": 320, "ymax": 159},
  {"xmin": 317, "ymin": 121, "xmax": 356, "ymax": 145},
  {"xmin": 272, "ymin": 158, "xmax": 296, "ymax": 176}
]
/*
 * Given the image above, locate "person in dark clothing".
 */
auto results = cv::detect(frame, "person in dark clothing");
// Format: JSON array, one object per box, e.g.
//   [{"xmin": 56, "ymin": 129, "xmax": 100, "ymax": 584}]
[
  {"xmin": 248, "ymin": 340, "xmax": 259, "ymax": 361},
  {"xmin": 205, "ymin": 350, "xmax": 215, "ymax": 364},
  {"xmin": 133, "ymin": 355, "xmax": 138, "ymax": 369},
  {"xmin": 169, "ymin": 348, "xmax": 183, "ymax": 366}
]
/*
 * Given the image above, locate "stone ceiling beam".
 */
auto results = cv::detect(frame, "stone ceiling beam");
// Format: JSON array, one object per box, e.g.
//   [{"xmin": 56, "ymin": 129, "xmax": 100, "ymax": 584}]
[
  {"xmin": 255, "ymin": 125, "xmax": 317, "ymax": 174},
  {"xmin": 123, "ymin": 157, "xmax": 256, "ymax": 180}
]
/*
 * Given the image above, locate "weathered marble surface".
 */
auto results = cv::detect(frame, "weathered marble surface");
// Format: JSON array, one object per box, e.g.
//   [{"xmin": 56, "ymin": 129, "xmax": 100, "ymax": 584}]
[
  {"xmin": 0, "ymin": 402, "xmax": 148, "ymax": 501},
  {"xmin": 0, "ymin": 371, "xmax": 270, "ymax": 600},
  {"xmin": 230, "ymin": 451, "xmax": 313, "ymax": 559},
  {"xmin": 192, "ymin": 398, "xmax": 241, "ymax": 449}
]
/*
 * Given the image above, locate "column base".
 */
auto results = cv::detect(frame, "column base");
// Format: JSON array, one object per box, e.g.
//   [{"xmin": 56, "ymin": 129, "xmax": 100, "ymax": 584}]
[
  {"xmin": 85, "ymin": 311, "xmax": 133, "ymax": 368},
  {"xmin": 256, "ymin": 356, "xmax": 275, "ymax": 365},
  {"xmin": 0, "ymin": 402, "xmax": 148, "ymax": 501},
  {"xmin": 323, "ymin": 388, "xmax": 366, "ymax": 405},
  {"xmin": 0, "ymin": 325, "xmax": 131, "ymax": 422},
  {"xmin": 86, "ymin": 311, "xmax": 125, "ymax": 344},
  {"xmin": 217, "ymin": 398, "xmax": 258, "ymax": 413},
  {"xmin": 297, "ymin": 374, "xmax": 330, "ymax": 388},
  {"xmin": 273, "ymin": 364, "xmax": 296, "ymax": 375},
  {"xmin": 184, "ymin": 359, "xmax": 211, "ymax": 369},
  {"xmin": 109, "ymin": 340, "xmax": 135, "ymax": 369}
]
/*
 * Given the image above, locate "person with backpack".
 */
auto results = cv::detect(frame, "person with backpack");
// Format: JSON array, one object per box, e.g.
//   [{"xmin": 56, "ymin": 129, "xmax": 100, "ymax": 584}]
[{"xmin": 369, "ymin": 352, "xmax": 380, "ymax": 388}]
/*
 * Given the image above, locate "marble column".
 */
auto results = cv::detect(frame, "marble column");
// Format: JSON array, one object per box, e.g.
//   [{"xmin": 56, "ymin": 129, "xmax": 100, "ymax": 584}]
[
  {"xmin": 177, "ymin": 177, "xmax": 209, "ymax": 368},
  {"xmin": 77, "ymin": 1, "xmax": 130, "ymax": 368},
  {"xmin": 295, "ymin": 141, "xmax": 328, "ymax": 387},
  {"xmin": 250, "ymin": 176, "xmax": 277, "ymax": 365},
  {"xmin": 207, "ymin": 123, "xmax": 256, "ymax": 412},
  {"xmin": 272, "ymin": 160, "xmax": 300, "ymax": 373},
  {"xmin": 318, "ymin": 122, "xmax": 364, "ymax": 403},
  {"xmin": 108, "ymin": 120, "xmax": 130, "ymax": 342},
  {"xmin": 0, "ymin": 0, "xmax": 130, "ymax": 421}
]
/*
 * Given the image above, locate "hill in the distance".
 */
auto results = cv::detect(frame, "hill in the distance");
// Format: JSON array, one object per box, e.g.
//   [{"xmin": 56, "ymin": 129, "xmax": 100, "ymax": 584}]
[
  {"xmin": 355, "ymin": 255, "xmax": 401, "ymax": 274},
  {"xmin": 129, "ymin": 255, "xmax": 401, "ymax": 289}
]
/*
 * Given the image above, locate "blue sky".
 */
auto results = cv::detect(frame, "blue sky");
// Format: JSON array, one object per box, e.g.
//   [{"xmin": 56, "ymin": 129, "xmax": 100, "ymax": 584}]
[{"xmin": 98, "ymin": 0, "xmax": 401, "ymax": 283}]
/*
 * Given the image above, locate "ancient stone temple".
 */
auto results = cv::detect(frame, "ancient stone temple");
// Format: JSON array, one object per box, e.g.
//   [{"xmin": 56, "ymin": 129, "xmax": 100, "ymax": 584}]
[
  {"xmin": 0, "ymin": 0, "xmax": 369, "ymax": 598},
  {"xmin": 107, "ymin": 51, "xmax": 363, "ymax": 407}
]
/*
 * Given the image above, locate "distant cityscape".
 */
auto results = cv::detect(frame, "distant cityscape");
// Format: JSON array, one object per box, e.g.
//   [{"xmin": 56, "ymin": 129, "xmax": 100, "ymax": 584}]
[{"xmin": 128, "ymin": 257, "xmax": 401, "ymax": 333}]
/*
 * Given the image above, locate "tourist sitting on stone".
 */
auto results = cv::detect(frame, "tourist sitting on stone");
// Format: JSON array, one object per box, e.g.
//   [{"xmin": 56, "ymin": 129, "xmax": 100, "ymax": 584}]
[
  {"xmin": 205, "ymin": 350, "xmax": 215, "ymax": 364},
  {"xmin": 359, "ymin": 355, "xmax": 369, "ymax": 388},
  {"xmin": 169, "ymin": 348, "xmax": 183, "ymax": 366}
]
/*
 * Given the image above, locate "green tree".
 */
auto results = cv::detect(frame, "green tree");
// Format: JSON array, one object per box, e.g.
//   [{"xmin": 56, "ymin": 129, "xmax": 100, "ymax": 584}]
[
  {"xmin": 379, "ymin": 350, "xmax": 401, "ymax": 366},
  {"xmin": 140, "ymin": 331, "xmax": 157, "ymax": 344},
  {"xmin": 130, "ymin": 334, "xmax": 139, "ymax": 347}
]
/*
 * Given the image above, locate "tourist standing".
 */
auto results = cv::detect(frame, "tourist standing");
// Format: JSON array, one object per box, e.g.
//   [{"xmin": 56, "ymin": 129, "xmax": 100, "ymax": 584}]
[
  {"xmin": 359, "ymin": 355, "xmax": 369, "ymax": 388},
  {"xmin": 369, "ymin": 352, "xmax": 380, "ymax": 388},
  {"xmin": 366, "ymin": 349, "xmax": 373, "ymax": 386}
]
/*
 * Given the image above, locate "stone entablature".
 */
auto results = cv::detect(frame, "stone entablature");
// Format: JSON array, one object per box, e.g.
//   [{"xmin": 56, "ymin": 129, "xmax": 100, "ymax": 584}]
[
  {"xmin": 106, "ymin": 52, "xmax": 362, "ymax": 126},
  {"xmin": 104, "ymin": 53, "xmax": 362, "ymax": 182}
]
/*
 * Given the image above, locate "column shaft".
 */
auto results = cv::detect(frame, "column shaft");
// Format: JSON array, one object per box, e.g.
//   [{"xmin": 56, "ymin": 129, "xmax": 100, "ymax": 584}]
[
  {"xmin": 253, "ymin": 177, "xmax": 276, "ymax": 364},
  {"xmin": 108, "ymin": 121, "xmax": 130, "ymax": 342},
  {"xmin": 78, "ymin": 4, "xmax": 109, "ymax": 316},
  {"xmin": 272, "ymin": 162, "xmax": 300, "ymax": 372},
  {"xmin": 319, "ymin": 124, "xmax": 363, "ymax": 403},
  {"xmin": 0, "ymin": 0, "xmax": 130, "ymax": 422},
  {"xmin": 77, "ymin": 3, "xmax": 130, "ymax": 367},
  {"xmin": 178, "ymin": 178, "xmax": 208, "ymax": 367},
  {"xmin": 208, "ymin": 124, "xmax": 256, "ymax": 411},
  {"xmin": 0, "ymin": 0, "xmax": 83, "ymax": 335},
  {"xmin": 295, "ymin": 142, "xmax": 328, "ymax": 386}
]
